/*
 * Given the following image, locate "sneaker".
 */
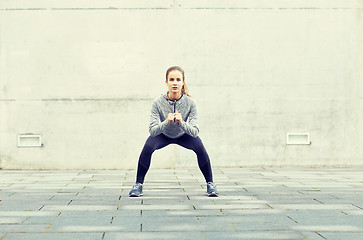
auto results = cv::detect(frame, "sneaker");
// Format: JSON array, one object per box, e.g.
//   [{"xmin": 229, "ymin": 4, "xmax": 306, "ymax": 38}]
[
  {"xmin": 129, "ymin": 183, "xmax": 143, "ymax": 197},
  {"xmin": 206, "ymin": 182, "xmax": 219, "ymax": 197}
]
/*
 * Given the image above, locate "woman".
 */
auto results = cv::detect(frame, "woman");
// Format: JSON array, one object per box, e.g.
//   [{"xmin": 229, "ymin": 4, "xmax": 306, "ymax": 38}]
[{"xmin": 129, "ymin": 66, "xmax": 218, "ymax": 197}]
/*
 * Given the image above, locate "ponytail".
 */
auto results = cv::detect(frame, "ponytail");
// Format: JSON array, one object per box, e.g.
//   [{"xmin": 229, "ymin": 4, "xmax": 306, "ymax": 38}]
[{"xmin": 182, "ymin": 81, "xmax": 191, "ymax": 97}]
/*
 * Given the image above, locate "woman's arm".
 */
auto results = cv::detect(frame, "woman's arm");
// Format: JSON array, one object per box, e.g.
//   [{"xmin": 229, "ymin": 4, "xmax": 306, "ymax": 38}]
[
  {"xmin": 180, "ymin": 102, "xmax": 199, "ymax": 138},
  {"xmin": 149, "ymin": 101, "xmax": 168, "ymax": 136}
]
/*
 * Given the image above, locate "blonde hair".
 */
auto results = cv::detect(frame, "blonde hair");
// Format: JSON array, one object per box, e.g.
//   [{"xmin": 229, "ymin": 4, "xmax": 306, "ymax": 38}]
[{"xmin": 166, "ymin": 66, "xmax": 192, "ymax": 97}]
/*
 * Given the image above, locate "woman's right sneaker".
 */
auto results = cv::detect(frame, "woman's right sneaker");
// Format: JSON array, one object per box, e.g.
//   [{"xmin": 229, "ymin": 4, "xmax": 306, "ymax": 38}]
[
  {"xmin": 129, "ymin": 183, "xmax": 143, "ymax": 197},
  {"xmin": 206, "ymin": 182, "xmax": 219, "ymax": 197}
]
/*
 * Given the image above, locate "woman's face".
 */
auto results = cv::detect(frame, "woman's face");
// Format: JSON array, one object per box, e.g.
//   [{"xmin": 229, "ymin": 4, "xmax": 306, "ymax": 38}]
[{"xmin": 166, "ymin": 70, "xmax": 184, "ymax": 95}]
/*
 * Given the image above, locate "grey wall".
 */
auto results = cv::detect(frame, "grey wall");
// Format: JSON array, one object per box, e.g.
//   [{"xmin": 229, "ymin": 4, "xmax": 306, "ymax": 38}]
[{"xmin": 1, "ymin": 0, "xmax": 362, "ymax": 169}]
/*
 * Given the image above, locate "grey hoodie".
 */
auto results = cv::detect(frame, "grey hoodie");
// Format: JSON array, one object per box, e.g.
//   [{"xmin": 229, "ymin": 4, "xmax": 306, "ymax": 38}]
[{"xmin": 149, "ymin": 93, "xmax": 199, "ymax": 138}]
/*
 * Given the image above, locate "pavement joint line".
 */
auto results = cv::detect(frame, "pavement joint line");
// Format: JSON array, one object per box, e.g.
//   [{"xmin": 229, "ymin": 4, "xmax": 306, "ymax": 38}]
[
  {"xmin": 102, "ymin": 232, "xmax": 106, "ymax": 240},
  {"xmin": 49, "ymin": 196, "xmax": 55, "ymax": 200},
  {"xmin": 140, "ymin": 210, "xmax": 142, "ymax": 216},
  {"xmin": 352, "ymin": 204, "xmax": 363, "ymax": 210},
  {"xmin": 287, "ymin": 215, "xmax": 298, "ymax": 223},
  {"xmin": 110, "ymin": 216, "xmax": 114, "ymax": 224},
  {"xmin": 21, "ymin": 217, "xmax": 30, "ymax": 224},
  {"xmin": 75, "ymin": 192, "xmax": 79, "ymax": 196},
  {"xmin": 193, "ymin": 204, "xmax": 197, "ymax": 210},
  {"xmin": 187, "ymin": 195, "xmax": 190, "ymax": 200},
  {"xmin": 57, "ymin": 210, "xmax": 63, "ymax": 217},
  {"xmin": 118, "ymin": 196, "xmax": 122, "ymax": 200},
  {"xmin": 0, "ymin": 233, "xmax": 8, "ymax": 240},
  {"xmin": 67, "ymin": 200, "xmax": 73, "ymax": 205},
  {"xmin": 315, "ymin": 232, "xmax": 327, "ymax": 239},
  {"xmin": 231, "ymin": 223, "xmax": 237, "ymax": 231},
  {"xmin": 201, "ymin": 231, "xmax": 206, "ymax": 240},
  {"xmin": 337, "ymin": 209, "xmax": 349, "ymax": 215},
  {"xmin": 140, "ymin": 223, "xmax": 143, "ymax": 232},
  {"xmin": 39, "ymin": 205, "xmax": 45, "ymax": 210},
  {"xmin": 44, "ymin": 224, "xmax": 52, "ymax": 232},
  {"xmin": 266, "ymin": 203, "xmax": 273, "ymax": 209},
  {"xmin": 314, "ymin": 199, "xmax": 325, "ymax": 204},
  {"xmin": 220, "ymin": 209, "xmax": 226, "ymax": 216},
  {"xmin": 117, "ymin": 204, "xmax": 120, "ymax": 210}
]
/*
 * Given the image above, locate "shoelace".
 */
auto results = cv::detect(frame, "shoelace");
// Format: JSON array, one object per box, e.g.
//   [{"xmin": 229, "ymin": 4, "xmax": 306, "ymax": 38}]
[
  {"xmin": 207, "ymin": 182, "xmax": 215, "ymax": 189},
  {"xmin": 133, "ymin": 184, "xmax": 141, "ymax": 190}
]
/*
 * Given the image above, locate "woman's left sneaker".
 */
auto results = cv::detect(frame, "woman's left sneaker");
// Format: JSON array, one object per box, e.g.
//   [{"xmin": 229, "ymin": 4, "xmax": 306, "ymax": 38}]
[
  {"xmin": 129, "ymin": 183, "xmax": 143, "ymax": 197},
  {"xmin": 206, "ymin": 182, "xmax": 219, "ymax": 197}
]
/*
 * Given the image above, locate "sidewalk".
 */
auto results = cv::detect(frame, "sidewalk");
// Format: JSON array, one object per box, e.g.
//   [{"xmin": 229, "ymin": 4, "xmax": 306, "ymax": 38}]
[{"xmin": 0, "ymin": 167, "xmax": 362, "ymax": 240}]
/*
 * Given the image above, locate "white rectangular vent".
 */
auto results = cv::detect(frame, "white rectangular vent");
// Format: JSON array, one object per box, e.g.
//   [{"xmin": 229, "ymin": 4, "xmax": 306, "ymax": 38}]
[
  {"xmin": 286, "ymin": 133, "xmax": 310, "ymax": 145},
  {"xmin": 18, "ymin": 135, "xmax": 42, "ymax": 147}
]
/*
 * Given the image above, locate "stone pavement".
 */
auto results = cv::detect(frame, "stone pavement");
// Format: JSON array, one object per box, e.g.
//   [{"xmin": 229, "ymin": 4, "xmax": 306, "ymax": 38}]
[{"xmin": 0, "ymin": 167, "xmax": 362, "ymax": 240}]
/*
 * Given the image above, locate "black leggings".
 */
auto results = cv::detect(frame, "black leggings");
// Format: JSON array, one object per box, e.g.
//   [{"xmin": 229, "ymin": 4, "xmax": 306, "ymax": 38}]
[{"xmin": 136, "ymin": 134, "xmax": 213, "ymax": 184}]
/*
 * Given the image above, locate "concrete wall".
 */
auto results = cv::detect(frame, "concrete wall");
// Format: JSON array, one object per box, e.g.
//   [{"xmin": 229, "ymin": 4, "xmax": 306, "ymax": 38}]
[{"xmin": 1, "ymin": 0, "xmax": 362, "ymax": 169}]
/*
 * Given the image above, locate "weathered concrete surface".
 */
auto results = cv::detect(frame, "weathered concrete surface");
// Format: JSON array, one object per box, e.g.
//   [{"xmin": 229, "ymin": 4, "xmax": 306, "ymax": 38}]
[
  {"xmin": 0, "ymin": 0, "xmax": 362, "ymax": 169},
  {"xmin": 0, "ymin": 167, "xmax": 363, "ymax": 239}
]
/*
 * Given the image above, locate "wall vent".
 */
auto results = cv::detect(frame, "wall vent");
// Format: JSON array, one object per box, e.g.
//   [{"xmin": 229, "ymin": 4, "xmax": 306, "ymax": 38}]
[
  {"xmin": 18, "ymin": 135, "xmax": 42, "ymax": 147},
  {"xmin": 286, "ymin": 133, "xmax": 311, "ymax": 145}
]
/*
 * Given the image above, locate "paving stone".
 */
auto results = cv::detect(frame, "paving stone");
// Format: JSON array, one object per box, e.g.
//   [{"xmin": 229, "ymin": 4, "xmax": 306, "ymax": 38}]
[
  {"xmin": 318, "ymin": 232, "xmax": 363, "ymax": 240},
  {"xmin": 202, "ymin": 230, "xmax": 305, "ymax": 240},
  {"xmin": 198, "ymin": 215, "xmax": 293, "ymax": 226},
  {"xmin": 104, "ymin": 231, "xmax": 203, "ymax": 240},
  {"xmin": 47, "ymin": 223, "xmax": 136, "ymax": 233},
  {"xmin": 121, "ymin": 204, "xmax": 193, "ymax": 211},
  {"xmin": 290, "ymin": 224, "xmax": 363, "ymax": 232},
  {"xmin": 0, "ymin": 224, "xmax": 50, "ymax": 233},
  {"xmin": 0, "ymin": 217, "xmax": 24, "ymax": 224},
  {"xmin": 233, "ymin": 222, "xmax": 290, "ymax": 231},
  {"xmin": 2, "ymin": 232, "xmax": 103, "ymax": 240},
  {"xmin": 141, "ymin": 209, "xmax": 224, "ymax": 217},
  {"xmin": 0, "ymin": 211, "xmax": 58, "ymax": 217}
]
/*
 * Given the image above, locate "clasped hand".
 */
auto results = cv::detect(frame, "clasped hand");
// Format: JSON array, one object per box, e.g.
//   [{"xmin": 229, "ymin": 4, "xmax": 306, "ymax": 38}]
[{"xmin": 168, "ymin": 110, "xmax": 182, "ymax": 124}]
